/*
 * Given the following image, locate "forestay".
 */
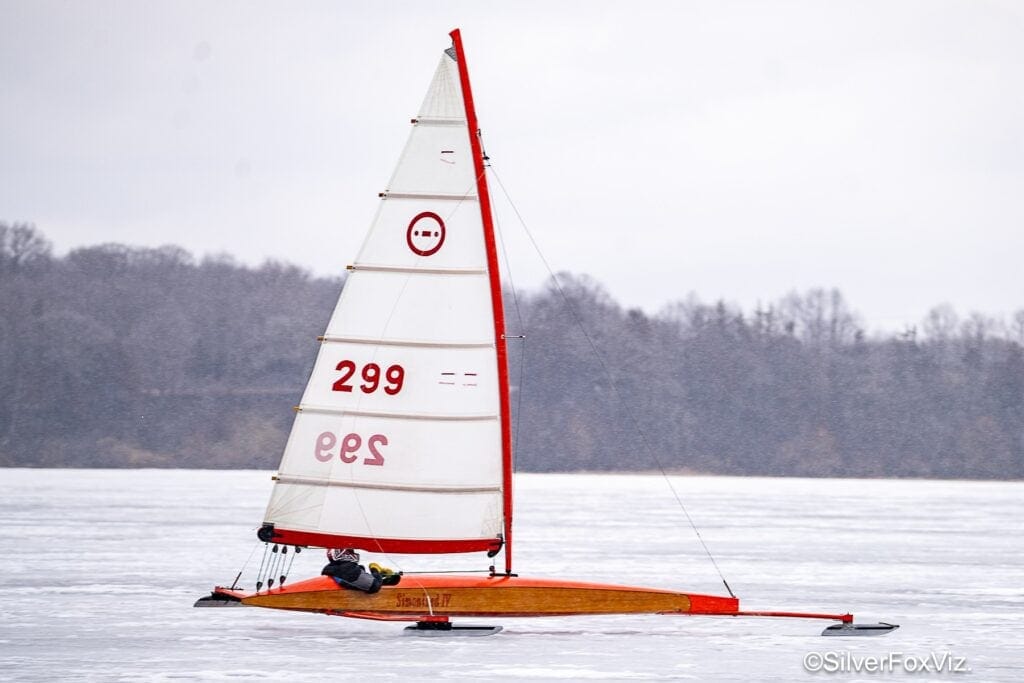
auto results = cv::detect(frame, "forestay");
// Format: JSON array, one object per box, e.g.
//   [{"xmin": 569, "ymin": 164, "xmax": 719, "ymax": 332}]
[{"xmin": 260, "ymin": 41, "xmax": 508, "ymax": 556}]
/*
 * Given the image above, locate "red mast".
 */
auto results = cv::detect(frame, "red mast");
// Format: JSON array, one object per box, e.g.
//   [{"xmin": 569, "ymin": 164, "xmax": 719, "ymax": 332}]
[{"xmin": 449, "ymin": 29, "xmax": 514, "ymax": 574}]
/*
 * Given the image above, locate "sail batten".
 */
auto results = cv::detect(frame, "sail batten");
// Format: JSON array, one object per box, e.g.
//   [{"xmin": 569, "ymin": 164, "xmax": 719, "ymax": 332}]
[
  {"xmin": 349, "ymin": 264, "xmax": 487, "ymax": 275},
  {"xmin": 274, "ymin": 475, "xmax": 501, "ymax": 494},
  {"xmin": 261, "ymin": 33, "xmax": 509, "ymax": 557},
  {"xmin": 298, "ymin": 405, "xmax": 498, "ymax": 422},
  {"xmin": 414, "ymin": 117, "xmax": 467, "ymax": 126},
  {"xmin": 380, "ymin": 191, "xmax": 477, "ymax": 201},
  {"xmin": 318, "ymin": 335, "xmax": 494, "ymax": 349}
]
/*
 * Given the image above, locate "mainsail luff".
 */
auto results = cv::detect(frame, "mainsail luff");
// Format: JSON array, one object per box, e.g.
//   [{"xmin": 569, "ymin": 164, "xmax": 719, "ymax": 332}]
[
  {"xmin": 258, "ymin": 33, "xmax": 508, "ymax": 557},
  {"xmin": 448, "ymin": 28, "xmax": 515, "ymax": 574}
]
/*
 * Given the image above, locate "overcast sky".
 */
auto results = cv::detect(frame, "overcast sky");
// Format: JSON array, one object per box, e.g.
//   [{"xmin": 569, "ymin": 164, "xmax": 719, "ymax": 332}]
[{"xmin": 2, "ymin": 0, "xmax": 1022, "ymax": 331}]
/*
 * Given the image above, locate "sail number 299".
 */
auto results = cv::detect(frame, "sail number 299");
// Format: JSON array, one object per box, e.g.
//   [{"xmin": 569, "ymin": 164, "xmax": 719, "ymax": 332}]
[
  {"xmin": 315, "ymin": 432, "xmax": 387, "ymax": 466},
  {"xmin": 332, "ymin": 361, "xmax": 404, "ymax": 395}
]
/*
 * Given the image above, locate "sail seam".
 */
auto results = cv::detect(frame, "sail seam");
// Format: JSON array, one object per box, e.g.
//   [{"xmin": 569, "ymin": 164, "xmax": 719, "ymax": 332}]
[
  {"xmin": 380, "ymin": 191, "xmax": 477, "ymax": 201},
  {"xmin": 275, "ymin": 475, "xmax": 500, "ymax": 494},
  {"xmin": 299, "ymin": 405, "xmax": 498, "ymax": 421},
  {"xmin": 413, "ymin": 117, "xmax": 467, "ymax": 126},
  {"xmin": 318, "ymin": 335, "xmax": 494, "ymax": 349},
  {"xmin": 349, "ymin": 264, "xmax": 487, "ymax": 275}
]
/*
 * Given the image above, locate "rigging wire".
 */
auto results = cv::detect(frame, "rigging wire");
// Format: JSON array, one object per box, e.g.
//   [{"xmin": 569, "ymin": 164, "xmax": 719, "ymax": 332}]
[
  {"xmin": 488, "ymin": 161, "xmax": 529, "ymax": 472},
  {"xmin": 281, "ymin": 546, "xmax": 299, "ymax": 586},
  {"xmin": 254, "ymin": 542, "xmax": 270, "ymax": 592},
  {"xmin": 266, "ymin": 544, "xmax": 281, "ymax": 589},
  {"xmin": 486, "ymin": 164, "xmax": 735, "ymax": 599},
  {"xmin": 277, "ymin": 545, "xmax": 290, "ymax": 586},
  {"xmin": 229, "ymin": 540, "xmax": 262, "ymax": 590},
  {"xmin": 478, "ymin": 158, "xmax": 525, "ymax": 576},
  {"xmin": 401, "ymin": 568, "xmax": 493, "ymax": 574}
]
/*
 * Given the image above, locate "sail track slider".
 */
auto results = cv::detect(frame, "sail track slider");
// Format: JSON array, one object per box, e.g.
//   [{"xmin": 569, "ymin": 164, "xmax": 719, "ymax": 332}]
[
  {"xmin": 379, "ymin": 191, "xmax": 477, "ymax": 201},
  {"xmin": 317, "ymin": 335, "xmax": 494, "ymax": 349}
]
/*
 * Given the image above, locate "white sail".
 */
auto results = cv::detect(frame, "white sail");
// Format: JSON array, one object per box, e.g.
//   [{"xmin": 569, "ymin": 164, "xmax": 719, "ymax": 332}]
[{"xmin": 260, "ymin": 45, "xmax": 507, "ymax": 554}]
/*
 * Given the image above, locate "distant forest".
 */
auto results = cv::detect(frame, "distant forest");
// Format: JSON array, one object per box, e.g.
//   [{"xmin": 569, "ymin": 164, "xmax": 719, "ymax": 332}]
[{"xmin": 2, "ymin": 222, "xmax": 1022, "ymax": 479}]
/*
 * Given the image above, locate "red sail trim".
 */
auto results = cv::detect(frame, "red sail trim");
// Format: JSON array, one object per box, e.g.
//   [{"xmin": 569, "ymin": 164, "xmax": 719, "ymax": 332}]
[
  {"xmin": 449, "ymin": 28, "xmax": 514, "ymax": 575},
  {"xmin": 267, "ymin": 527, "xmax": 503, "ymax": 555}
]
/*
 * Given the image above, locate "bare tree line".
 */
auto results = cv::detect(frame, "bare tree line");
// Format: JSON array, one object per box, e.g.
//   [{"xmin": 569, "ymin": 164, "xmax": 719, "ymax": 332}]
[{"xmin": 2, "ymin": 223, "xmax": 1021, "ymax": 478}]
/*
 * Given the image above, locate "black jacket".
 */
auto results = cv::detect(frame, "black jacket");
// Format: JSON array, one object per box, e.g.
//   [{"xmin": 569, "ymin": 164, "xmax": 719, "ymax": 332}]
[{"xmin": 321, "ymin": 559, "xmax": 382, "ymax": 593}]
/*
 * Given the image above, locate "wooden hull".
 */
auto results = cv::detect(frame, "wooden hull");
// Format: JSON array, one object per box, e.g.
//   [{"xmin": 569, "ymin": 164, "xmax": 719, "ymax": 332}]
[{"xmin": 232, "ymin": 574, "xmax": 740, "ymax": 619}]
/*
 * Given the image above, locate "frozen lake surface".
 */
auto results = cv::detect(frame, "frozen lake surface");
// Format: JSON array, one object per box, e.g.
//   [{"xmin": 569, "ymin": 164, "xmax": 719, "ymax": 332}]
[{"xmin": 1, "ymin": 469, "xmax": 1022, "ymax": 681}]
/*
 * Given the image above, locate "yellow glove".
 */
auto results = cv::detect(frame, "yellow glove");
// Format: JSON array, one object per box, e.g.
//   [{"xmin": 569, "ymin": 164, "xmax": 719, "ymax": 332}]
[{"xmin": 369, "ymin": 562, "xmax": 394, "ymax": 577}]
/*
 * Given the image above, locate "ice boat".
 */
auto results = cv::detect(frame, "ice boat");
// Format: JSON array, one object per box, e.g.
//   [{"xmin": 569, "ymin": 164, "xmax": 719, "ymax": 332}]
[{"xmin": 196, "ymin": 29, "xmax": 897, "ymax": 638}]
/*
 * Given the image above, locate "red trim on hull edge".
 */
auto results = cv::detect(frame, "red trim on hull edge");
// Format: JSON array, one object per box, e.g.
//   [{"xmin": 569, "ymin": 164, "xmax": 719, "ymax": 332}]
[
  {"xmin": 265, "ymin": 527, "xmax": 502, "ymax": 555},
  {"xmin": 683, "ymin": 593, "xmax": 741, "ymax": 615}
]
